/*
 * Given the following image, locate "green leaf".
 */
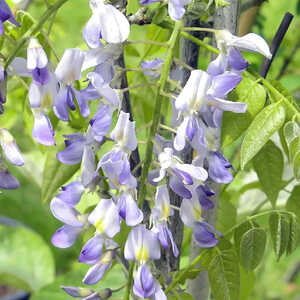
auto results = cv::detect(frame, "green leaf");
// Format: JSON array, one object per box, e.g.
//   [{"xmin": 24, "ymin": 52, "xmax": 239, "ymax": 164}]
[
  {"xmin": 240, "ymin": 267, "xmax": 255, "ymax": 300},
  {"xmin": 216, "ymin": 191, "xmax": 237, "ymax": 233},
  {"xmin": 126, "ymin": 0, "xmax": 140, "ymax": 14},
  {"xmin": 152, "ymin": 5, "xmax": 168, "ymax": 25},
  {"xmin": 283, "ymin": 121, "xmax": 299, "ymax": 146},
  {"xmin": 269, "ymin": 212, "xmax": 290, "ymax": 261},
  {"xmin": 42, "ymin": 148, "xmax": 80, "ymax": 203},
  {"xmin": 234, "ymin": 221, "xmax": 259, "ymax": 255},
  {"xmin": 240, "ymin": 228, "xmax": 267, "ymax": 271},
  {"xmin": 288, "ymin": 136, "xmax": 300, "ymax": 163},
  {"xmin": 294, "ymin": 151, "xmax": 300, "ymax": 180},
  {"xmin": 286, "ymin": 185, "xmax": 300, "ymax": 220},
  {"xmin": 222, "ymin": 78, "xmax": 266, "ymax": 147},
  {"xmin": 253, "ymin": 140, "xmax": 284, "ymax": 207},
  {"xmin": 241, "ymin": 102, "xmax": 286, "ymax": 169},
  {"xmin": 175, "ymin": 268, "xmax": 203, "ymax": 285},
  {"xmin": 208, "ymin": 249, "xmax": 240, "ymax": 300},
  {"xmin": 286, "ymin": 214, "xmax": 300, "ymax": 256},
  {"xmin": 0, "ymin": 225, "xmax": 55, "ymax": 291}
]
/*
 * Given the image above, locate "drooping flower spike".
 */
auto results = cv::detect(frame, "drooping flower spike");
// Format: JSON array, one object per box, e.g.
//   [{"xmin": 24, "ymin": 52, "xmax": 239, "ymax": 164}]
[{"xmin": 83, "ymin": 0, "xmax": 130, "ymax": 47}]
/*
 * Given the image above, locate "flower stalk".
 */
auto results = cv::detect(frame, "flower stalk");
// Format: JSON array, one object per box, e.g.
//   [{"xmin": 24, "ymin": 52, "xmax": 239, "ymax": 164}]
[{"xmin": 138, "ymin": 20, "xmax": 183, "ymax": 208}]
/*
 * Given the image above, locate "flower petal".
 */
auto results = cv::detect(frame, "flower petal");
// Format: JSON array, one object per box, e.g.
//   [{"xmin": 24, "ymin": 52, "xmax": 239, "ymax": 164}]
[{"xmin": 51, "ymin": 225, "xmax": 82, "ymax": 248}]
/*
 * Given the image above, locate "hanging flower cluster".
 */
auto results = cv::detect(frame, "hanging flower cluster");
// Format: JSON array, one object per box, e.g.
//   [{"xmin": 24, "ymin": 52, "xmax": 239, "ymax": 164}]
[{"xmin": 0, "ymin": 0, "xmax": 272, "ymax": 298}]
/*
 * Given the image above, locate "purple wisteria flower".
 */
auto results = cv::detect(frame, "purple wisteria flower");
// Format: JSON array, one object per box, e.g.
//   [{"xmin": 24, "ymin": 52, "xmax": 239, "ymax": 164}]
[
  {"xmin": 50, "ymin": 196, "xmax": 89, "ymax": 248},
  {"xmin": 125, "ymin": 225, "xmax": 166, "ymax": 299},
  {"xmin": 0, "ymin": 128, "xmax": 24, "ymax": 166},
  {"xmin": 62, "ymin": 286, "xmax": 112, "ymax": 300},
  {"xmin": 133, "ymin": 264, "xmax": 156, "ymax": 298},
  {"xmin": 153, "ymin": 147, "xmax": 208, "ymax": 185},
  {"xmin": 83, "ymin": 0, "xmax": 130, "ymax": 47},
  {"xmin": 173, "ymin": 69, "xmax": 245, "ymax": 151},
  {"xmin": 151, "ymin": 184, "xmax": 179, "ymax": 257},
  {"xmin": 0, "ymin": 156, "xmax": 19, "ymax": 189},
  {"xmin": 0, "ymin": 129, "xmax": 24, "ymax": 190},
  {"xmin": 125, "ymin": 224, "xmax": 161, "ymax": 264},
  {"xmin": 79, "ymin": 198, "xmax": 120, "ymax": 285},
  {"xmin": 9, "ymin": 39, "xmax": 57, "ymax": 146},
  {"xmin": 0, "ymin": 0, "xmax": 20, "ymax": 34},
  {"xmin": 208, "ymin": 29, "xmax": 272, "ymax": 76},
  {"xmin": 141, "ymin": 58, "xmax": 164, "ymax": 80},
  {"xmin": 139, "ymin": 0, "xmax": 191, "ymax": 22},
  {"xmin": 180, "ymin": 195, "xmax": 221, "ymax": 247},
  {"xmin": 53, "ymin": 48, "xmax": 91, "ymax": 121}
]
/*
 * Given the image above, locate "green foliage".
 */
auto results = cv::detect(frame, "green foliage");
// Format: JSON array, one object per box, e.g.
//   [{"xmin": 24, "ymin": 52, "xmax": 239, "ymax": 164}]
[
  {"xmin": 42, "ymin": 148, "xmax": 80, "ymax": 203},
  {"xmin": 234, "ymin": 220, "xmax": 259, "ymax": 257},
  {"xmin": 253, "ymin": 140, "xmax": 284, "ymax": 207},
  {"xmin": 207, "ymin": 249, "xmax": 240, "ymax": 300},
  {"xmin": 269, "ymin": 212, "xmax": 290, "ymax": 261},
  {"xmin": 0, "ymin": 225, "xmax": 55, "ymax": 291},
  {"xmin": 216, "ymin": 191, "xmax": 237, "ymax": 234},
  {"xmin": 222, "ymin": 78, "xmax": 266, "ymax": 147},
  {"xmin": 240, "ymin": 228, "xmax": 267, "ymax": 272},
  {"xmin": 240, "ymin": 101, "xmax": 286, "ymax": 169},
  {"xmin": 286, "ymin": 185, "xmax": 300, "ymax": 220},
  {"xmin": 282, "ymin": 121, "xmax": 300, "ymax": 180}
]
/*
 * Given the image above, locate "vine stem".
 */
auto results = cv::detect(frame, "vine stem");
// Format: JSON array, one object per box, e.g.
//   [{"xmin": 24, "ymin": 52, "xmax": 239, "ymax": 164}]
[
  {"xmin": 181, "ymin": 27, "xmax": 216, "ymax": 33},
  {"xmin": 123, "ymin": 262, "xmax": 135, "ymax": 300},
  {"xmin": 5, "ymin": 0, "xmax": 70, "ymax": 69},
  {"xmin": 180, "ymin": 31, "xmax": 219, "ymax": 54},
  {"xmin": 165, "ymin": 251, "xmax": 206, "ymax": 294},
  {"xmin": 137, "ymin": 20, "xmax": 183, "ymax": 208}
]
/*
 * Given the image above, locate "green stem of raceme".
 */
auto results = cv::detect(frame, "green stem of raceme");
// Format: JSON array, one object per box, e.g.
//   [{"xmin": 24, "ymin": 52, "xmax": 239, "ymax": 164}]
[
  {"xmin": 137, "ymin": 20, "xmax": 183, "ymax": 208},
  {"xmin": 224, "ymin": 209, "xmax": 295, "ymax": 237},
  {"xmin": 181, "ymin": 27, "xmax": 217, "ymax": 33},
  {"xmin": 164, "ymin": 250, "xmax": 206, "ymax": 294},
  {"xmin": 123, "ymin": 261, "xmax": 135, "ymax": 300},
  {"xmin": 5, "ymin": 0, "xmax": 70, "ymax": 69}
]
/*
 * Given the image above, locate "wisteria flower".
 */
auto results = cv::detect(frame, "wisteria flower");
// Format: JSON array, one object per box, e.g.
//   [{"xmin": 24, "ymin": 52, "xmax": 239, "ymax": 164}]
[
  {"xmin": 125, "ymin": 224, "xmax": 161, "ymax": 264},
  {"xmin": 62, "ymin": 286, "xmax": 112, "ymax": 300},
  {"xmin": 153, "ymin": 147, "xmax": 208, "ymax": 185},
  {"xmin": 180, "ymin": 196, "xmax": 221, "ymax": 247},
  {"xmin": 174, "ymin": 69, "xmax": 246, "ymax": 150},
  {"xmin": 83, "ymin": 0, "xmax": 130, "ymax": 47},
  {"xmin": 0, "ymin": 0, "xmax": 20, "ymax": 34}
]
